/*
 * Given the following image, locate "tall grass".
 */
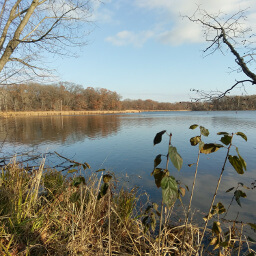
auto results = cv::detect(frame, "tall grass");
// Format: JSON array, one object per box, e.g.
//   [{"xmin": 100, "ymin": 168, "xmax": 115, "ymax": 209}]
[{"xmin": 0, "ymin": 157, "xmax": 255, "ymax": 255}]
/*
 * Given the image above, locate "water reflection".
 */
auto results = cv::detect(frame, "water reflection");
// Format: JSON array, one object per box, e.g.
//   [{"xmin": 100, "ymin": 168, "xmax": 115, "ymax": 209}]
[{"xmin": 0, "ymin": 115, "xmax": 121, "ymax": 145}]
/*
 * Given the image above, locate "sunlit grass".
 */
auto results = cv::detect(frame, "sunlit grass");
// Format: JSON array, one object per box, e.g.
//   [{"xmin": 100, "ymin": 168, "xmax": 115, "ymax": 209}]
[
  {"xmin": 0, "ymin": 110, "xmax": 142, "ymax": 117},
  {"xmin": 0, "ymin": 157, "xmax": 255, "ymax": 255}
]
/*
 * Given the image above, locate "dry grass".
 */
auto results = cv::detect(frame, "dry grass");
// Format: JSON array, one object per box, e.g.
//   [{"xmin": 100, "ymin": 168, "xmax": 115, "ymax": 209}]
[
  {"xmin": 0, "ymin": 158, "xmax": 255, "ymax": 255},
  {"xmin": 0, "ymin": 110, "xmax": 142, "ymax": 118},
  {"xmin": 0, "ymin": 110, "xmax": 190, "ymax": 118}
]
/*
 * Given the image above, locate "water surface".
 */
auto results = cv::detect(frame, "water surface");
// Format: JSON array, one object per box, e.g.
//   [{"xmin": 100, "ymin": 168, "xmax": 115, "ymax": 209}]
[{"xmin": 1, "ymin": 111, "xmax": 255, "ymax": 226}]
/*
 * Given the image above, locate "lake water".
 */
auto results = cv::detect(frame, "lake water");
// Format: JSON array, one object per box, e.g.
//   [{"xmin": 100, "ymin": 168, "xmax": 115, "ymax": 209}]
[{"xmin": 0, "ymin": 111, "xmax": 256, "ymax": 227}]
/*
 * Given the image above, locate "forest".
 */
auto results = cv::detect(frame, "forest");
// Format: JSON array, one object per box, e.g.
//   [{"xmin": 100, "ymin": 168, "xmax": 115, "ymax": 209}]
[{"xmin": 0, "ymin": 82, "xmax": 255, "ymax": 112}]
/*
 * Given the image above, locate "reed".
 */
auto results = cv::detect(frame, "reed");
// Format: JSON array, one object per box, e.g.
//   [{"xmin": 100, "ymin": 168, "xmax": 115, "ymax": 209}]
[
  {"xmin": 0, "ymin": 109, "xmax": 190, "ymax": 118},
  {"xmin": 0, "ymin": 110, "xmax": 142, "ymax": 118},
  {"xmin": 0, "ymin": 156, "xmax": 254, "ymax": 255}
]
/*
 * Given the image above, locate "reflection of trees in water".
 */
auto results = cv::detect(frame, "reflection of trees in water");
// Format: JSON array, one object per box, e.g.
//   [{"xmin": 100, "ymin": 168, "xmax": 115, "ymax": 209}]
[{"xmin": 0, "ymin": 115, "xmax": 121, "ymax": 145}]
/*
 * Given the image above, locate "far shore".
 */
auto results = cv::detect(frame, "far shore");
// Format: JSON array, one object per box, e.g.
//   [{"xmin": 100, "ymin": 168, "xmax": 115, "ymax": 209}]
[{"xmin": 0, "ymin": 109, "xmax": 190, "ymax": 117}]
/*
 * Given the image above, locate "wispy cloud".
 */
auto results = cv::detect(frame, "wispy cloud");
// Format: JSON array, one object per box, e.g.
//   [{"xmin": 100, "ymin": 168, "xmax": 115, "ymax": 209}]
[
  {"xmin": 91, "ymin": 0, "xmax": 115, "ymax": 23},
  {"xmin": 105, "ymin": 0, "xmax": 256, "ymax": 47},
  {"xmin": 105, "ymin": 30, "xmax": 154, "ymax": 47}
]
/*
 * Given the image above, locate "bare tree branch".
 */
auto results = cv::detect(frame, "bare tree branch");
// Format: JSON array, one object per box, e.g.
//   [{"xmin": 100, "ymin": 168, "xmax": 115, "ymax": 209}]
[
  {"xmin": 186, "ymin": 7, "xmax": 256, "ymax": 100},
  {"xmin": 0, "ymin": 0, "xmax": 96, "ymax": 84}
]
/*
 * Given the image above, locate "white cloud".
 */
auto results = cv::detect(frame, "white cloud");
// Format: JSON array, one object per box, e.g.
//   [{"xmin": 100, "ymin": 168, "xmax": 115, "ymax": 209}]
[
  {"xmin": 106, "ymin": 0, "xmax": 256, "ymax": 47},
  {"xmin": 135, "ymin": 0, "xmax": 254, "ymax": 16},
  {"xmin": 105, "ymin": 30, "xmax": 154, "ymax": 47},
  {"xmin": 134, "ymin": 0, "xmax": 256, "ymax": 44},
  {"xmin": 91, "ymin": 0, "xmax": 114, "ymax": 23},
  {"xmin": 157, "ymin": 20, "xmax": 203, "ymax": 45}
]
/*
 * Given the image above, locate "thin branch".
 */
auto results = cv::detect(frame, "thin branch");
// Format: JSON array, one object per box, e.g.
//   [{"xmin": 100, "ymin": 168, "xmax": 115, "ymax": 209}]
[{"xmin": 186, "ymin": 8, "xmax": 256, "ymax": 101}]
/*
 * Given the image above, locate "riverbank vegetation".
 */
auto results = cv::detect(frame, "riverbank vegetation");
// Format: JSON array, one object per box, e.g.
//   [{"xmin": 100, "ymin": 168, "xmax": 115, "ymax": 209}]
[
  {"xmin": 0, "ymin": 82, "xmax": 256, "ymax": 115},
  {"xmin": 1, "ymin": 125, "xmax": 255, "ymax": 255},
  {"xmin": 0, "ymin": 157, "xmax": 197, "ymax": 256},
  {"xmin": 0, "ymin": 82, "xmax": 190, "ymax": 112},
  {"xmin": 1, "ymin": 158, "xmax": 254, "ymax": 256}
]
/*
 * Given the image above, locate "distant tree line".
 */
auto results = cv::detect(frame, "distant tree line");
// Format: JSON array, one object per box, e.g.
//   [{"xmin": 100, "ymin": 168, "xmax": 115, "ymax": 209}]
[
  {"xmin": 121, "ymin": 99, "xmax": 191, "ymax": 111},
  {"xmin": 0, "ymin": 82, "xmax": 191, "ymax": 111},
  {"xmin": 192, "ymin": 95, "xmax": 256, "ymax": 111},
  {"xmin": 0, "ymin": 82, "xmax": 255, "ymax": 112},
  {"xmin": 0, "ymin": 82, "xmax": 121, "ymax": 111}
]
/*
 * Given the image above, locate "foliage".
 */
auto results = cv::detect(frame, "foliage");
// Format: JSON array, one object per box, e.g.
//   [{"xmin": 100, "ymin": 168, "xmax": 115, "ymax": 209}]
[{"xmin": 149, "ymin": 125, "xmax": 256, "ymax": 255}]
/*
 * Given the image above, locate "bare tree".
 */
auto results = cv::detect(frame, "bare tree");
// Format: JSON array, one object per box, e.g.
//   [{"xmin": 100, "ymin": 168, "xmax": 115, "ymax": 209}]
[
  {"xmin": 0, "ymin": 0, "xmax": 96, "ymax": 85},
  {"xmin": 187, "ymin": 7, "xmax": 256, "ymax": 101}
]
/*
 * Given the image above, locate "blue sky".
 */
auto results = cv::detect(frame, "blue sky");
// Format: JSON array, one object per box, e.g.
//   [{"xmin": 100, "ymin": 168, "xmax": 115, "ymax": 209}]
[{"xmin": 54, "ymin": 0, "xmax": 256, "ymax": 102}]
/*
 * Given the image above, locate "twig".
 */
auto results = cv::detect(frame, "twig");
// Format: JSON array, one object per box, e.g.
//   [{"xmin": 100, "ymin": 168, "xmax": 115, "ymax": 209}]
[{"xmin": 182, "ymin": 137, "xmax": 201, "ymax": 254}]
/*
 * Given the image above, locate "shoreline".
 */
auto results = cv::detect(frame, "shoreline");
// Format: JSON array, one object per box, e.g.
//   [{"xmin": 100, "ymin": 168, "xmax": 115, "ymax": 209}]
[{"xmin": 0, "ymin": 109, "xmax": 189, "ymax": 117}]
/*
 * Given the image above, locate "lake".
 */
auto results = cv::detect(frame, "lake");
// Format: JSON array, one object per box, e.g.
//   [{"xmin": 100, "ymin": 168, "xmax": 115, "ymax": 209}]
[{"xmin": 0, "ymin": 111, "xmax": 255, "ymax": 227}]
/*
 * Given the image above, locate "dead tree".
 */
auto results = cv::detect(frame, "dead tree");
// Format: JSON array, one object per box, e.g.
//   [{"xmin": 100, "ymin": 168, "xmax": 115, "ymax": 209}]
[{"xmin": 186, "ymin": 7, "xmax": 256, "ymax": 101}]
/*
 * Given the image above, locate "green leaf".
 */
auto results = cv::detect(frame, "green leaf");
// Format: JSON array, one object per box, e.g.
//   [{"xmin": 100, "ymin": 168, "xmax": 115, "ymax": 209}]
[
  {"xmin": 248, "ymin": 223, "xmax": 256, "ymax": 232},
  {"xmin": 234, "ymin": 190, "xmax": 247, "ymax": 207},
  {"xmin": 69, "ymin": 191, "xmax": 80, "ymax": 203},
  {"xmin": 150, "ymin": 213, "xmax": 156, "ymax": 231},
  {"xmin": 152, "ymin": 168, "xmax": 166, "ymax": 188},
  {"xmin": 200, "ymin": 143, "xmax": 223, "ymax": 154},
  {"xmin": 142, "ymin": 216, "xmax": 149, "ymax": 225},
  {"xmin": 179, "ymin": 187, "xmax": 186, "ymax": 197},
  {"xmin": 236, "ymin": 147, "xmax": 247, "ymax": 171},
  {"xmin": 220, "ymin": 135, "xmax": 232, "ymax": 146},
  {"xmin": 247, "ymin": 236, "xmax": 256, "ymax": 242},
  {"xmin": 220, "ymin": 241, "xmax": 229, "ymax": 248},
  {"xmin": 247, "ymin": 252, "xmax": 255, "ymax": 256},
  {"xmin": 68, "ymin": 169, "xmax": 78, "ymax": 174},
  {"xmin": 216, "ymin": 203, "xmax": 226, "ymax": 214},
  {"xmin": 96, "ymin": 169, "xmax": 105, "ymax": 172},
  {"xmin": 190, "ymin": 136, "xmax": 201, "ymax": 146},
  {"xmin": 226, "ymin": 187, "xmax": 235, "ymax": 193},
  {"xmin": 228, "ymin": 155, "xmax": 244, "ymax": 174},
  {"xmin": 169, "ymin": 146, "xmax": 183, "ymax": 171},
  {"xmin": 189, "ymin": 124, "xmax": 198, "ymax": 130},
  {"xmin": 103, "ymin": 174, "xmax": 112, "ymax": 183},
  {"xmin": 236, "ymin": 132, "xmax": 247, "ymax": 141},
  {"xmin": 209, "ymin": 237, "xmax": 218, "ymax": 246},
  {"xmin": 153, "ymin": 130, "xmax": 166, "ymax": 145},
  {"xmin": 144, "ymin": 205, "xmax": 153, "ymax": 214},
  {"xmin": 217, "ymin": 132, "xmax": 229, "ymax": 135},
  {"xmin": 212, "ymin": 221, "xmax": 222, "ymax": 235},
  {"xmin": 72, "ymin": 176, "xmax": 86, "ymax": 187},
  {"xmin": 152, "ymin": 202, "xmax": 158, "ymax": 211},
  {"xmin": 200, "ymin": 126, "xmax": 209, "ymax": 137},
  {"xmin": 161, "ymin": 176, "xmax": 178, "ymax": 207},
  {"xmin": 154, "ymin": 154, "xmax": 162, "ymax": 168},
  {"xmin": 82, "ymin": 162, "xmax": 91, "ymax": 169},
  {"xmin": 209, "ymin": 202, "xmax": 226, "ymax": 219},
  {"xmin": 97, "ymin": 182, "xmax": 109, "ymax": 200}
]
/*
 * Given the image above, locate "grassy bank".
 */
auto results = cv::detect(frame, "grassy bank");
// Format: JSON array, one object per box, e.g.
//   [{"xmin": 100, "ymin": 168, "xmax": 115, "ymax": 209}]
[
  {"xmin": 0, "ymin": 110, "xmax": 141, "ymax": 117},
  {"xmin": 0, "ymin": 159, "xmax": 190, "ymax": 256},
  {"xmin": 0, "ymin": 156, "xmax": 255, "ymax": 256}
]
